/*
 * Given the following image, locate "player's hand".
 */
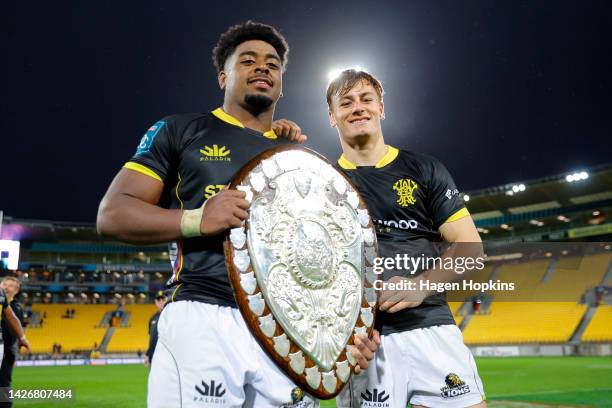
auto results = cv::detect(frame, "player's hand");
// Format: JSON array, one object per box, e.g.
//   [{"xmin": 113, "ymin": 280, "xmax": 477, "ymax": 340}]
[
  {"xmin": 379, "ymin": 276, "xmax": 431, "ymax": 313},
  {"xmin": 144, "ymin": 356, "xmax": 150, "ymax": 368},
  {"xmin": 18, "ymin": 336, "xmax": 30, "ymax": 353},
  {"xmin": 351, "ymin": 330, "xmax": 381, "ymax": 374},
  {"xmin": 200, "ymin": 190, "xmax": 249, "ymax": 236},
  {"xmin": 272, "ymin": 119, "xmax": 308, "ymax": 143}
]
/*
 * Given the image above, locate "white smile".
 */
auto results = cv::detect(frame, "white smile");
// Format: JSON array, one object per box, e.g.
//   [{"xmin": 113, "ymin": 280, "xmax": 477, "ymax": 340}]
[{"xmin": 251, "ymin": 80, "xmax": 271, "ymax": 88}]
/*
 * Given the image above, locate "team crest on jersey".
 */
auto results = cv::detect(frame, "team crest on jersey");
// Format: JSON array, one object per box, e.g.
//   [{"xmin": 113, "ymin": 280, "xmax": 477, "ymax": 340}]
[
  {"xmin": 440, "ymin": 373, "xmax": 470, "ymax": 398},
  {"xmin": 136, "ymin": 121, "xmax": 166, "ymax": 155},
  {"xmin": 200, "ymin": 144, "xmax": 231, "ymax": 162},
  {"xmin": 393, "ymin": 178, "xmax": 418, "ymax": 207}
]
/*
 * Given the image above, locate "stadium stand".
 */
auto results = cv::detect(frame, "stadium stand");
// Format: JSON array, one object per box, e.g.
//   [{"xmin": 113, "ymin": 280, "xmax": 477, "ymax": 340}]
[
  {"xmin": 105, "ymin": 304, "xmax": 158, "ymax": 353},
  {"xmin": 534, "ymin": 254, "xmax": 610, "ymax": 300},
  {"xmin": 463, "ymin": 302, "xmax": 587, "ymax": 344},
  {"xmin": 582, "ymin": 305, "xmax": 612, "ymax": 342},
  {"xmin": 462, "ymin": 253, "xmax": 611, "ymax": 344},
  {"xmin": 26, "ymin": 304, "xmax": 114, "ymax": 353},
  {"xmin": 448, "ymin": 301, "xmax": 464, "ymax": 326},
  {"xmin": 491, "ymin": 259, "xmax": 549, "ymax": 300}
]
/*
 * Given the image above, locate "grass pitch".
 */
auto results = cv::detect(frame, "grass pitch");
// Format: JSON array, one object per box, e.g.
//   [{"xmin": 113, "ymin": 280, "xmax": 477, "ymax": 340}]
[{"xmin": 11, "ymin": 356, "xmax": 612, "ymax": 407}]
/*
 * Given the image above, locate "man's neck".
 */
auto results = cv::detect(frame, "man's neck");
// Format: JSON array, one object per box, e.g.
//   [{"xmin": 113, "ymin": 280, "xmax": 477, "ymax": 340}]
[
  {"xmin": 222, "ymin": 100, "xmax": 274, "ymax": 133},
  {"xmin": 340, "ymin": 134, "xmax": 388, "ymax": 167}
]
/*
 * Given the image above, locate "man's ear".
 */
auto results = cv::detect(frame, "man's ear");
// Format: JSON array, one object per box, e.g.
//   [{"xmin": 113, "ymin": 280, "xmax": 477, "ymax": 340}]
[
  {"xmin": 328, "ymin": 109, "xmax": 337, "ymax": 128},
  {"xmin": 218, "ymin": 71, "xmax": 227, "ymax": 90},
  {"xmin": 380, "ymin": 98, "xmax": 385, "ymax": 120}
]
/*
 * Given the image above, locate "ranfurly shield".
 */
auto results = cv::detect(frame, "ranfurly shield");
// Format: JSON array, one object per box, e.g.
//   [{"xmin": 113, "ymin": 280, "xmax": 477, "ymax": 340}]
[{"xmin": 224, "ymin": 146, "xmax": 378, "ymax": 399}]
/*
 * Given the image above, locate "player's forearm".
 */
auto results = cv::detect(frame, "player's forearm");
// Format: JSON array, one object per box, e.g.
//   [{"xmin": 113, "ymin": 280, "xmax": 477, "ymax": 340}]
[
  {"xmin": 420, "ymin": 239, "xmax": 484, "ymax": 285},
  {"xmin": 97, "ymin": 193, "xmax": 183, "ymax": 244},
  {"xmin": 3, "ymin": 308, "xmax": 25, "ymax": 339}
]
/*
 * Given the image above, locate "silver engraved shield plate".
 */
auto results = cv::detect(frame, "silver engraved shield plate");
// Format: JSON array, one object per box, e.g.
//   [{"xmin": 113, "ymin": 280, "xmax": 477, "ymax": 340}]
[{"xmin": 229, "ymin": 148, "xmax": 376, "ymax": 377}]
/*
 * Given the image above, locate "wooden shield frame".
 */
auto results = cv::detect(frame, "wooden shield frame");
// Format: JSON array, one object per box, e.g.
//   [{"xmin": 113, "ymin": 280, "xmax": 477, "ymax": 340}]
[{"xmin": 224, "ymin": 145, "xmax": 378, "ymax": 399}]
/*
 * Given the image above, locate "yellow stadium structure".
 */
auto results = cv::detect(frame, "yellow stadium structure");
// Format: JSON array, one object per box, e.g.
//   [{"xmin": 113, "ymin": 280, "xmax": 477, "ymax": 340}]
[
  {"xmin": 582, "ymin": 305, "xmax": 612, "ymax": 342},
  {"xmin": 105, "ymin": 304, "xmax": 159, "ymax": 353},
  {"xmin": 463, "ymin": 302, "xmax": 587, "ymax": 344},
  {"xmin": 534, "ymin": 254, "xmax": 609, "ymax": 300},
  {"xmin": 26, "ymin": 304, "xmax": 114, "ymax": 353}
]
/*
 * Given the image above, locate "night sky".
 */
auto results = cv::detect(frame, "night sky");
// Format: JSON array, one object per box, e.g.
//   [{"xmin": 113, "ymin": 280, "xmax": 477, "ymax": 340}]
[{"xmin": 2, "ymin": 1, "xmax": 611, "ymax": 223}]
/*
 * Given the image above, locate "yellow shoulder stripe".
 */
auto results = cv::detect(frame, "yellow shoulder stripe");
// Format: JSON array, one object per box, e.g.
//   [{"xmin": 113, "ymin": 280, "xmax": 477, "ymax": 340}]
[
  {"xmin": 445, "ymin": 207, "xmax": 470, "ymax": 224},
  {"xmin": 123, "ymin": 162, "xmax": 163, "ymax": 183},
  {"xmin": 212, "ymin": 108, "xmax": 277, "ymax": 139},
  {"xmin": 337, "ymin": 145, "xmax": 399, "ymax": 169}
]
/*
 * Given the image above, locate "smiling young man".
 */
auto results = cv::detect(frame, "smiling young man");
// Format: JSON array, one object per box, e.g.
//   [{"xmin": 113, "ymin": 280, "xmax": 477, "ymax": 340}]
[
  {"xmin": 326, "ymin": 69, "xmax": 487, "ymax": 408},
  {"xmin": 97, "ymin": 22, "xmax": 322, "ymax": 407}
]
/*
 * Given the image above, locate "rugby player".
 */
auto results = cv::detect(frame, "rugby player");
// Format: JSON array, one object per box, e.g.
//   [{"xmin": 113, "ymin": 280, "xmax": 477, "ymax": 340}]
[
  {"xmin": 97, "ymin": 22, "xmax": 375, "ymax": 408},
  {"xmin": 322, "ymin": 69, "xmax": 487, "ymax": 407},
  {"xmin": 0, "ymin": 278, "xmax": 27, "ymax": 408}
]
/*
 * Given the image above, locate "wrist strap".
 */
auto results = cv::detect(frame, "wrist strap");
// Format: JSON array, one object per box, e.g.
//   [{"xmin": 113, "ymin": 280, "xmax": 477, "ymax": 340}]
[{"xmin": 180, "ymin": 204, "xmax": 205, "ymax": 238}]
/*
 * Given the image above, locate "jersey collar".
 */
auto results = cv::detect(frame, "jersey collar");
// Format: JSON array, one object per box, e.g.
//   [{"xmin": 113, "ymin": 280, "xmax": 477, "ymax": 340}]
[
  {"xmin": 212, "ymin": 108, "xmax": 277, "ymax": 139},
  {"xmin": 337, "ymin": 145, "xmax": 399, "ymax": 170}
]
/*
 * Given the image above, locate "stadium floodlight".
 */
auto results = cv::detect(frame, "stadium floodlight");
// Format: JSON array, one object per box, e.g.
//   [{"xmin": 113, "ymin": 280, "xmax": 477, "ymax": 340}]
[
  {"xmin": 511, "ymin": 184, "xmax": 526, "ymax": 193},
  {"xmin": 327, "ymin": 65, "xmax": 367, "ymax": 82},
  {"xmin": 463, "ymin": 194, "xmax": 470, "ymax": 202},
  {"xmin": 565, "ymin": 171, "xmax": 589, "ymax": 182}
]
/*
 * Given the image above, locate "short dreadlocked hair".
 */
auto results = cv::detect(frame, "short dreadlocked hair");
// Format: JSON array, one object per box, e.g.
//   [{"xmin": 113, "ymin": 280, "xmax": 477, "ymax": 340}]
[
  {"xmin": 212, "ymin": 21, "xmax": 289, "ymax": 73},
  {"xmin": 326, "ymin": 69, "xmax": 384, "ymax": 107}
]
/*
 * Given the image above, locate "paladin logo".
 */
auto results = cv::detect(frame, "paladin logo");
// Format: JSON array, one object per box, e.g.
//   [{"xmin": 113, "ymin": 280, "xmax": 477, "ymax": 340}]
[
  {"xmin": 393, "ymin": 178, "xmax": 418, "ymax": 207},
  {"xmin": 194, "ymin": 380, "xmax": 227, "ymax": 404},
  {"xmin": 361, "ymin": 388, "xmax": 390, "ymax": 407},
  {"xmin": 440, "ymin": 373, "xmax": 470, "ymax": 398},
  {"xmin": 200, "ymin": 145, "xmax": 231, "ymax": 162}
]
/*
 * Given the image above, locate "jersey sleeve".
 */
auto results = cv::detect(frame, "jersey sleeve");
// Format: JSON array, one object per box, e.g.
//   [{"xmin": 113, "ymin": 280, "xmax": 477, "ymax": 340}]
[
  {"xmin": 125, "ymin": 118, "xmax": 176, "ymax": 183},
  {"xmin": 427, "ymin": 157, "xmax": 469, "ymax": 230}
]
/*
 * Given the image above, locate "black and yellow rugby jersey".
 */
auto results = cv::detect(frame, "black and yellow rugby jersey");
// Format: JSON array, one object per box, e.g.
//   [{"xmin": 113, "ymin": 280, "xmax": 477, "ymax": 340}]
[
  {"xmin": 336, "ymin": 146, "xmax": 469, "ymax": 334},
  {"xmin": 125, "ymin": 108, "xmax": 286, "ymax": 307}
]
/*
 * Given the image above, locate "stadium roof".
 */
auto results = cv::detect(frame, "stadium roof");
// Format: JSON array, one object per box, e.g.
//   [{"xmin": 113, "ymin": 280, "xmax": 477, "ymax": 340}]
[{"xmin": 466, "ymin": 163, "xmax": 612, "ymax": 218}]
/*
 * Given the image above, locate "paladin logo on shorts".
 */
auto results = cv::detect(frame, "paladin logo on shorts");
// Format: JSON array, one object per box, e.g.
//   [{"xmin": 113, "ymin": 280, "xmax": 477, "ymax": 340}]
[
  {"xmin": 440, "ymin": 373, "xmax": 470, "ymax": 398},
  {"xmin": 200, "ymin": 144, "xmax": 231, "ymax": 162},
  {"xmin": 194, "ymin": 379, "xmax": 226, "ymax": 404},
  {"xmin": 392, "ymin": 178, "xmax": 418, "ymax": 207},
  {"xmin": 360, "ymin": 388, "xmax": 390, "ymax": 407}
]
